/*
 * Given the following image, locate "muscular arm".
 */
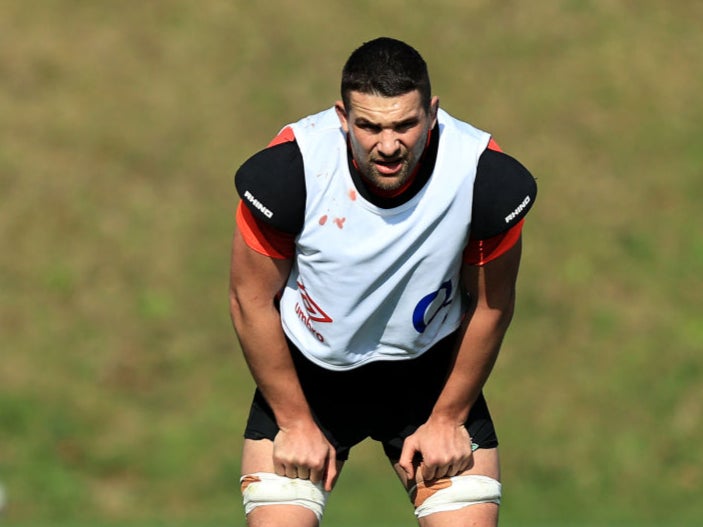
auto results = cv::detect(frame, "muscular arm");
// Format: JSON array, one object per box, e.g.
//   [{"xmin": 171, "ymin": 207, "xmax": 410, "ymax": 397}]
[
  {"xmin": 229, "ymin": 225, "xmax": 302, "ymax": 424},
  {"xmin": 430, "ymin": 145, "xmax": 532, "ymax": 426},
  {"xmin": 229, "ymin": 225, "xmax": 336, "ymax": 489},
  {"xmin": 437, "ymin": 236, "xmax": 521, "ymax": 423},
  {"xmin": 398, "ymin": 237, "xmax": 522, "ymax": 481}
]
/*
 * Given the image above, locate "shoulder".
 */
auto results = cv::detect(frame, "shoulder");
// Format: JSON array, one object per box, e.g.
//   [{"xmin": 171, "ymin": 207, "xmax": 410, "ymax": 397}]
[
  {"xmin": 471, "ymin": 147, "xmax": 537, "ymax": 239},
  {"xmin": 234, "ymin": 135, "xmax": 306, "ymax": 235}
]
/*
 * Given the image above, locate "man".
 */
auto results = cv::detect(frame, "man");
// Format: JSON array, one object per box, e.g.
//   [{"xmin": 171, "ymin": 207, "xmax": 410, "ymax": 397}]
[{"xmin": 229, "ymin": 37, "xmax": 536, "ymax": 527}]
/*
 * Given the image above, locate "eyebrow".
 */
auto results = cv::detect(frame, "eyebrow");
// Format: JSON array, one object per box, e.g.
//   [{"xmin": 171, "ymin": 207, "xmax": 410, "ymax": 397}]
[{"xmin": 354, "ymin": 116, "xmax": 420, "ymax": 128}]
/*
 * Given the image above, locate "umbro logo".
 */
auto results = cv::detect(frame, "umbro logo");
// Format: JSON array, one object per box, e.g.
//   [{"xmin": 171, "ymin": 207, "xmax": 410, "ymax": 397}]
[
  {"xmin": 294, "ymin": 281, "xmax": 332, "ymax": 343},
  {"xmin": 297, "ymin": 281, "xmax": 332, "ymax": 323}
]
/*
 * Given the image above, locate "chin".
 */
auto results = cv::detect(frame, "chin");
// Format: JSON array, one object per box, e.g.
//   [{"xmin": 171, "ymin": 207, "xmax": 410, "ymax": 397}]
[
  {"xmin": 372, "ymin": 176, "xmax": 408, "ymax": 192},
  {"xmin": 367, "ymin": 168, "xmax": 410, "ymax": 191}
]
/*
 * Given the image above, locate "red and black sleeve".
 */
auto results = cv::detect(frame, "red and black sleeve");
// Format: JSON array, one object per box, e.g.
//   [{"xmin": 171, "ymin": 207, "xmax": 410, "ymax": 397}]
[
  {"xmin": 464, "ymin": 140, "xmax": 537, "ymax": 265},
  {"xmin": 233, "ymin": 127, "xmax": 303, "ymax": 258}
]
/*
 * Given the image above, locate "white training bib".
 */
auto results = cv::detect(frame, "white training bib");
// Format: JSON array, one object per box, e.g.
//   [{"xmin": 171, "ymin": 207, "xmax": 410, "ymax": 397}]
[{"xmin": 279, "ymin": 107, "xmax": 490, "ymax": 370}]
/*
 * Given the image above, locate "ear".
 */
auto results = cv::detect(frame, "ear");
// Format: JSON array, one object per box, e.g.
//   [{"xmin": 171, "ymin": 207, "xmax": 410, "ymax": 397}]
[
  {"xmin": 335, "ymin": 100, "xmax": 349, "ymax": 133},
  {"xmin": 429, "ymin": 96, "xmax": 440, "ymax": 128}
]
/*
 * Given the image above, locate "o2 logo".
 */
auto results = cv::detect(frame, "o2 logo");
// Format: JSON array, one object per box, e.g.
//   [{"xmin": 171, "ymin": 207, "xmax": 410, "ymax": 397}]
[{"xmin": 412, "ymin": 280, "xmax": 453, "ymax": 333}]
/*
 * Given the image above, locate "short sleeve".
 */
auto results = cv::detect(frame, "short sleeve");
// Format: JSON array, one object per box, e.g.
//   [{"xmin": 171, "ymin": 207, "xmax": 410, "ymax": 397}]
[
  {"xmin": 470, "ymin": 149, "xmax": 537, "ymax": 240},
  {"xmin": 234, "ymin": 140, "xmax": 306, "ymax": 235}
]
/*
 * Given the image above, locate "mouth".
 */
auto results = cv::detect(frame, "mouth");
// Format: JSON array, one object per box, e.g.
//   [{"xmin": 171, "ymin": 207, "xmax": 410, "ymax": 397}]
[{"xmin": 373, "ymin": 159, "xmax": 404, "ymax": 175}]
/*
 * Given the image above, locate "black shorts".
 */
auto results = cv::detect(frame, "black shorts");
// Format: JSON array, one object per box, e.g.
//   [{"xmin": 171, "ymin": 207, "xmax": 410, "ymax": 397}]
[{"xmin": 243, "ymin": 332, "xmax": 498, "ymax": 460}]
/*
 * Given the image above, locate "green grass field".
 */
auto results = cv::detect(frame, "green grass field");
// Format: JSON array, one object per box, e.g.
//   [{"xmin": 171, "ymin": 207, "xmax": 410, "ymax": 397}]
[{"xmin": 1, "ymin": 1, "xmax": 702, "ymax": 526}]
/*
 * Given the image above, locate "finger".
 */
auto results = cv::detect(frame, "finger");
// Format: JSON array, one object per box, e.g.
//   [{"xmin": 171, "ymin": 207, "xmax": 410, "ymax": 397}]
[
  {"xmin": 460, "ymin": 457, "xmax": 473, "ymax": 474},
  {"xmin": 456, "ymin": 451, "xmax": 474, "ymax": 474},
  {"xmin": 309, "ymin": 465, "xmax": 322, "ymax": 485},
  {"xmin": 323, "ymin": 448, "xmax": 338, "ymax": 492},
  {"xmin": 297, "ymin": 467, "xmax": 310, "ymax": 480},
  {"xmin": 422, "ymin": 462, "xmax": 438, "ymax": 482},
  {"xmin": 449, "ymin": 461, "xmax": 468, "ymax": 477},
  {"xmin": 284, "ymin": 465, "xmax": 298, "ymax": 479},
  {"xmin": 310, "ymin": 455, "xmax": 329, "ymax": 485},
  {"xmin": 397, "ymin": 443, "xmax": 417, "ymax": 481},
  {"xmin": 446, "ymin": 452, "xmax": 473, "ymax": 477}
]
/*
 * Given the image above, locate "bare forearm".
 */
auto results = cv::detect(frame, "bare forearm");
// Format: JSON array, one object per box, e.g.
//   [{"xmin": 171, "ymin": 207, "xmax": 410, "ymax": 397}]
[
  {"xmin": 430, "ymin": 238, "xmax": 522, "ymax": 425},
  {"xmin": 430, "ymin": 304, "xmax": 513, "ymax": 425},
  {"xmin": 231, "ymin": 299, "xmax": 315, "ymax": 429}
]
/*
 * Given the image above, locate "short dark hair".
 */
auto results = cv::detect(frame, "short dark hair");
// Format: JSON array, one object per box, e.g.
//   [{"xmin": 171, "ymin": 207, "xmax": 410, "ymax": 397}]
[{"xmin": 341, "ymin": 37, "xmax": 432, "ymax": 111}]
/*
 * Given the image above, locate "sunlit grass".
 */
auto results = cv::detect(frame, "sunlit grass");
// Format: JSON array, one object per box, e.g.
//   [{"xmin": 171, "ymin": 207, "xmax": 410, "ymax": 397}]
[{"xmin": 1, "ymin": 1, "xmax": 702, "ymax": 525}]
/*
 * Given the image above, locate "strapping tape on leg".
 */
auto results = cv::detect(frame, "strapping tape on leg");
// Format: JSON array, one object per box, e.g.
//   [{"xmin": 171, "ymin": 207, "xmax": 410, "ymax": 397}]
[
  {"xmin": 240, "ymin": 472, "xmax": 329, "ymax": 521},
  {"xmin": 409, "ymin": 474, "xmax": 502, "ymax": 518}
]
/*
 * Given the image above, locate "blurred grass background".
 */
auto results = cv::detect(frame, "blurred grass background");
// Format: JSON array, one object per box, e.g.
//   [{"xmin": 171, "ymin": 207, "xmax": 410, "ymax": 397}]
[{"xmin": 1, "ymin": 0, "xmax": 701, "ymax": 526}]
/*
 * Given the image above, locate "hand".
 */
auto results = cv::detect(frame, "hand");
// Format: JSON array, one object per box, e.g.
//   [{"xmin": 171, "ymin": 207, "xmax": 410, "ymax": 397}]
[
  {"xmin": 273, "ymin": 422, "xmax": 338, "ymax": 491},
  {"xmin": 398, "ymin": 417, "xmax": 474, "ymax": 482}
]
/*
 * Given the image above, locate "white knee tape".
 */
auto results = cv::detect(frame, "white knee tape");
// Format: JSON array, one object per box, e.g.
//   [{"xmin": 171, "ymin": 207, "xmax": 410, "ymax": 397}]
[
  {"xmin": 410, "ymin": 475, "xmax": 502, "ymax": 518},
  {"xmin": 240, "ymin": 472, "xmax": 329, "ymax": 521}
]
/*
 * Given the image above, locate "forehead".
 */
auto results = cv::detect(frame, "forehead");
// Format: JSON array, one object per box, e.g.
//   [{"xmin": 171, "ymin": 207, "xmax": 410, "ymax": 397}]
[{"xmin": 346, "ymin": 90, "xmax": 425, "ymax": 124}]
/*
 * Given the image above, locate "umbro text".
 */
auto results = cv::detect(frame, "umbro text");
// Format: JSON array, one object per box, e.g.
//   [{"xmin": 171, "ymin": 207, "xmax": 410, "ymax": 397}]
[{"xmin": 295, "ymin": 303, "xmax": 326, "ymax": 342}]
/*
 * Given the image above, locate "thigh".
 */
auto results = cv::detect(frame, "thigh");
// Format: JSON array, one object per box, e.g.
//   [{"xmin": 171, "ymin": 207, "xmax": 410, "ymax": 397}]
[
  {"xmin": 390, "ymin": 447, "xmax": 501, "ymax": 527},
  {"xmin": 241, "ymin": 439, "xmax": 346, "ymax": 527}
]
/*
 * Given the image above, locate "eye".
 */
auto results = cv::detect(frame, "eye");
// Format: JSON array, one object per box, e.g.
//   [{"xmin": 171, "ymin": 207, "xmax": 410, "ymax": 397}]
[
  {"xmin": 395, "ymin": 120, "xmax": 418, "ymax": 133},
  {"xmin": 358, "ymin": 122, "xmax": 382, "ymax": 133}
]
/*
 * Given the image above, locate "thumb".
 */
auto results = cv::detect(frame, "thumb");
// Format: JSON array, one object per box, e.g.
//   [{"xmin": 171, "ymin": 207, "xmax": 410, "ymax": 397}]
[{"xmin": 397, "ymin": 440, "xmax": 417, "ymax": 481}]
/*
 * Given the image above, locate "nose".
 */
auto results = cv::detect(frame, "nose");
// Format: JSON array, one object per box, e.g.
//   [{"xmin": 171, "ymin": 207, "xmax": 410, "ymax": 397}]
[{"xmin": 377, "ymin": 130, "xmax": 400, "ymax": 158}]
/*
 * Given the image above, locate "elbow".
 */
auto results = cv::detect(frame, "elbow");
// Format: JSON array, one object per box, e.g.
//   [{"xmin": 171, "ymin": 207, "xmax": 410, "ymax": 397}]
[
  {"xmin": 499, "ymin": 301, "xmax": 515, "ymax": 331},
  {"xmin": 229, "ymin": 286, "xmax": 246, "ymax": 330},
  {"xmin": 477, "ymin": 292, "xmax": 516, "ymax": 333},
  {"xmin": 229, "ymin": 283, "xmax": 280, "ymax": 332},
  {"xmin": 496, "ymin": 289, "xmax": 517, "ymax": 328}
]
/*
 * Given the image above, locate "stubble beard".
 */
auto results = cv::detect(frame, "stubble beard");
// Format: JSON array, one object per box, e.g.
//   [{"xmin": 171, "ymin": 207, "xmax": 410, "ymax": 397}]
[{"xmin": 363, "ymin": 157, "xmax": 412, "ymax": 192}]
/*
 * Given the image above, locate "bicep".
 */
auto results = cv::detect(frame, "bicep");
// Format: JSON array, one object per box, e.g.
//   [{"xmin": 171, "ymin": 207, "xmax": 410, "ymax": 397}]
[{"xmin": 229, "ymin": 225, "xmax": 292, "ymax": 308}]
